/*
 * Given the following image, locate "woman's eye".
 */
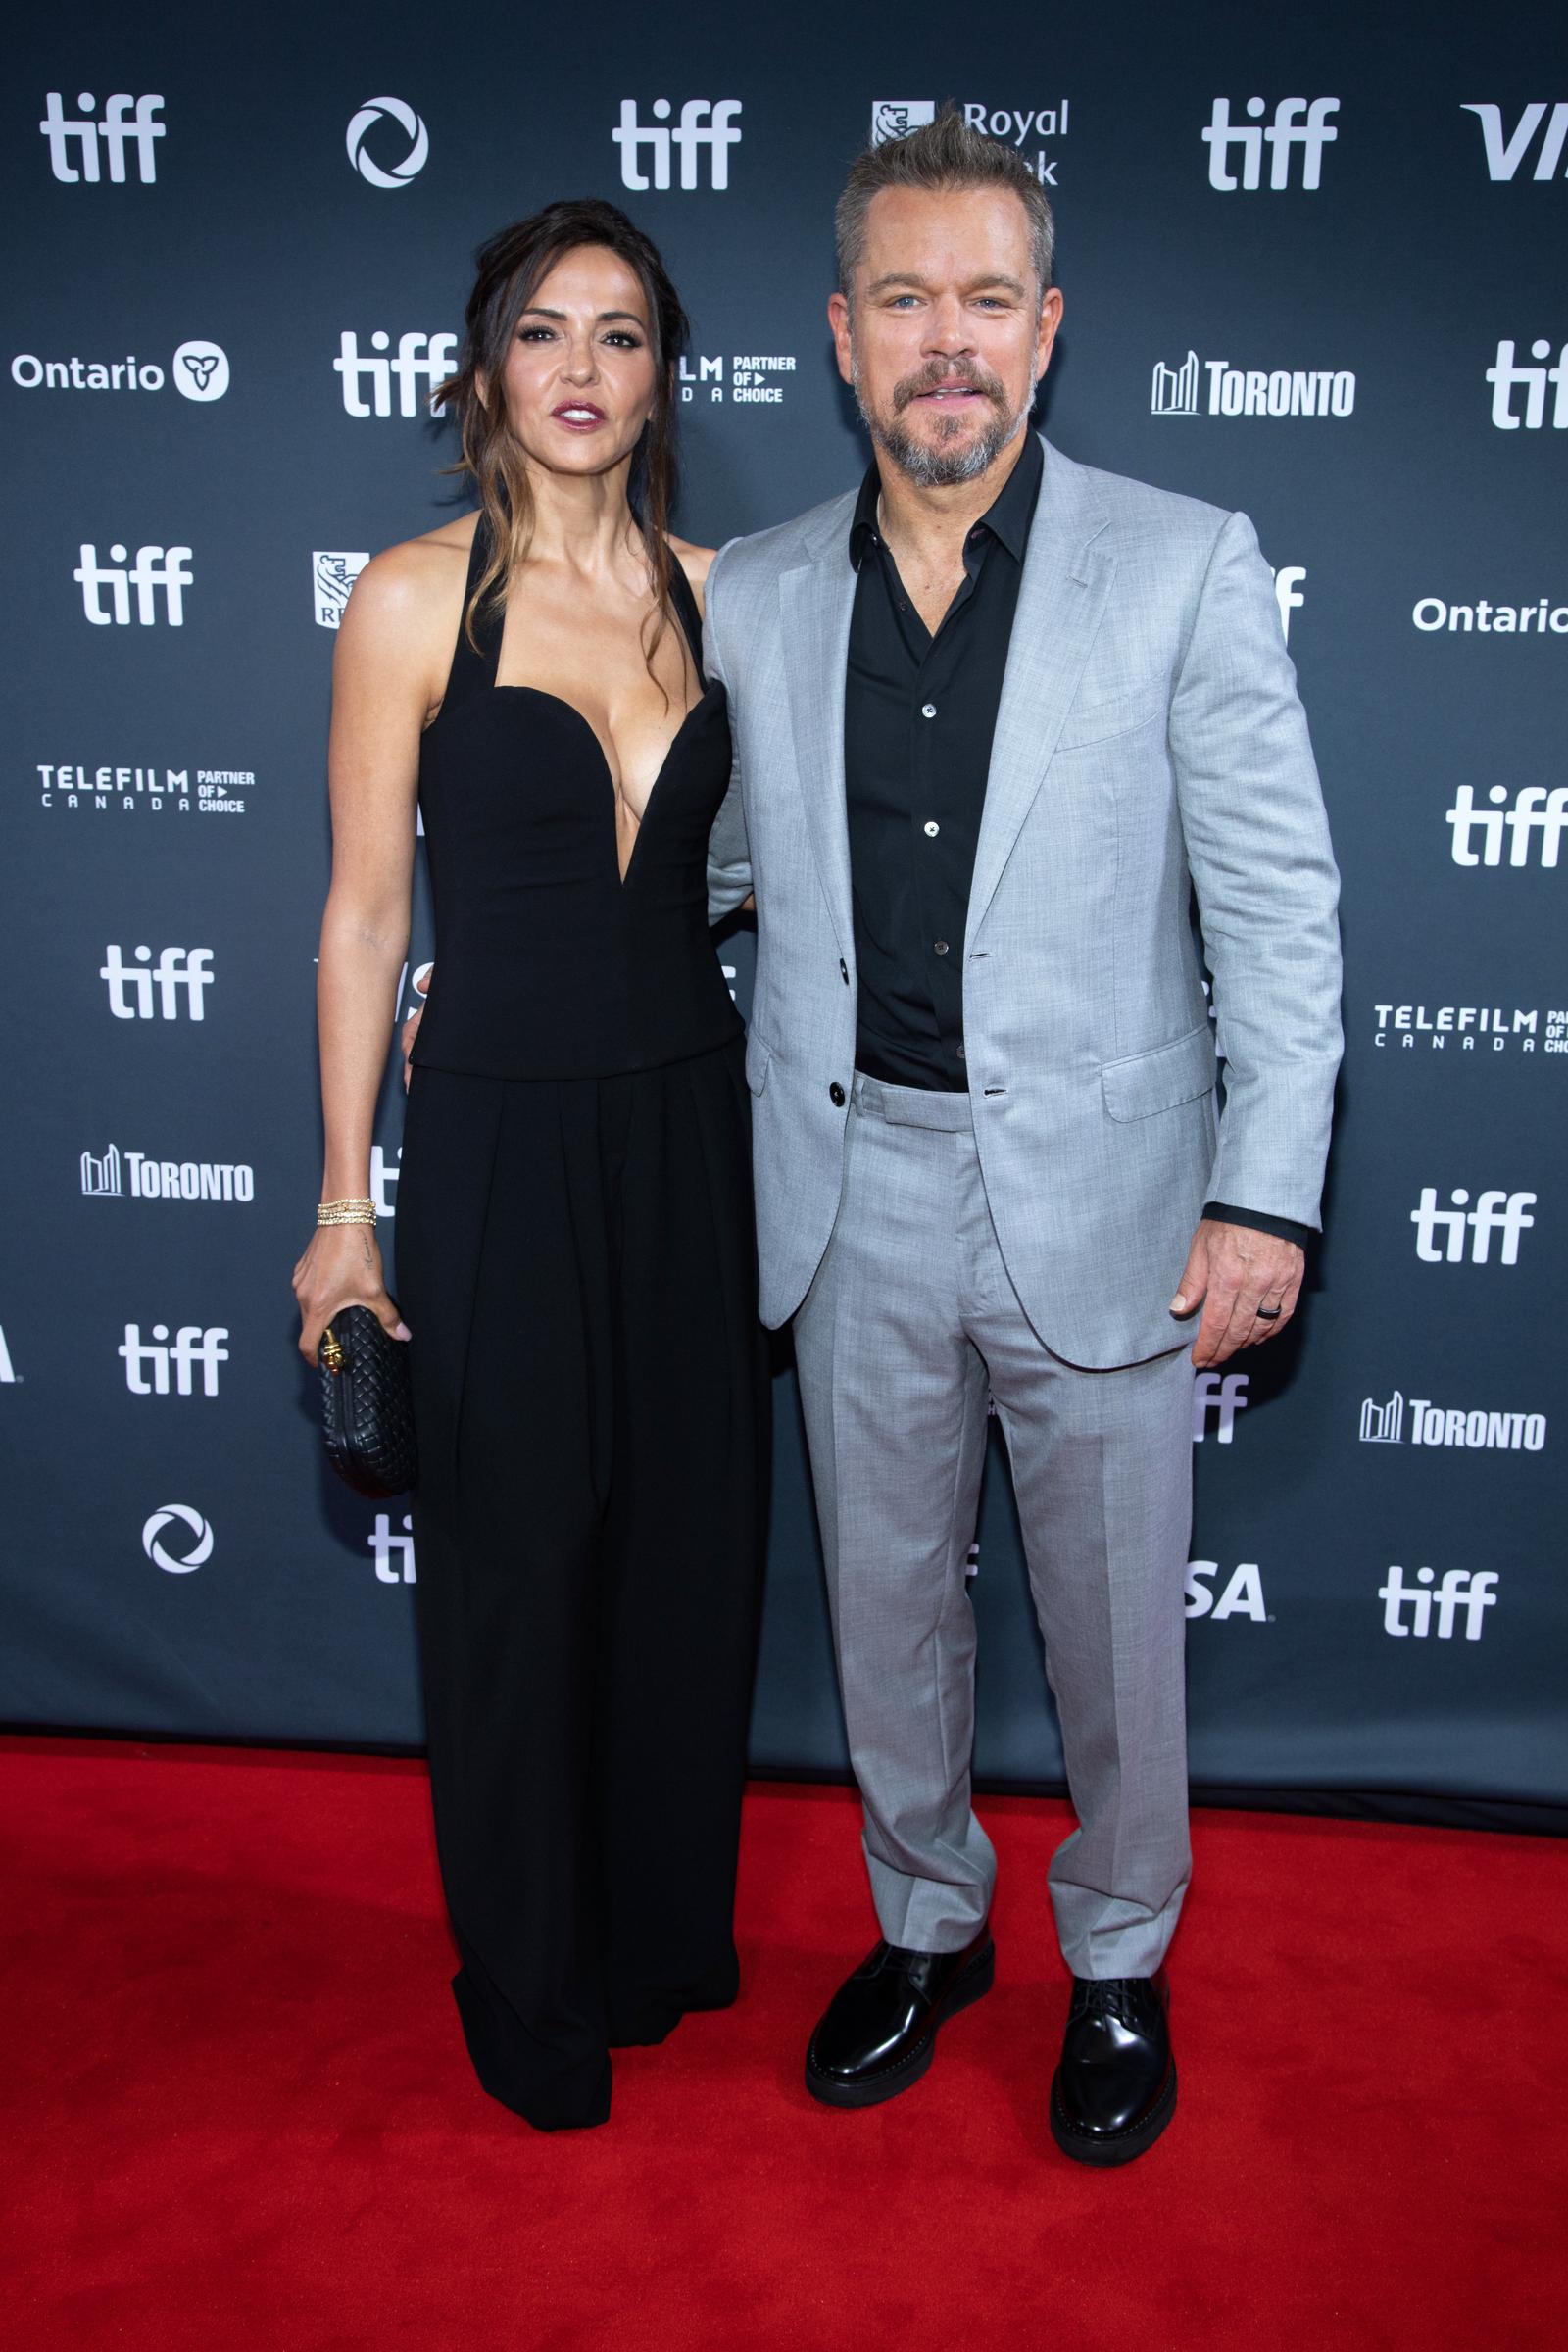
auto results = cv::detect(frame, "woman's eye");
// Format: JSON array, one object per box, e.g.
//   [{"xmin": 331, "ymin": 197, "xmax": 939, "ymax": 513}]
[
  {"xmin": 516, "ymin": 327, "xmax": 555, "ymax": 343},
  {"xmin": 605, "ymin": 332, "xmax": 644, "ymax": 349}
]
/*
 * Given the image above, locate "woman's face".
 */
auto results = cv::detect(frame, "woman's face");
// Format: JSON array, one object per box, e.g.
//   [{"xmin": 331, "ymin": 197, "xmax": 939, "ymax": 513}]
[{"xmin": 496, "ymin": 244, "xmax": 659, "ymax": 477}]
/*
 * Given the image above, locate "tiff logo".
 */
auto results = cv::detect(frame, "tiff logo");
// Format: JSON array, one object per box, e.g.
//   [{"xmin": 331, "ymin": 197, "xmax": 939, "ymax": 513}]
[
  {"xmin": 369, "ymin": 1511, "xmax": 416, "ymax": 1582},
  {"xmin": 1410, "ymin": 1188, "xmax": 1536, "ymax": 1265},
  {"xmin": 40, "ymin": 92, "xmax": 164, "ymax": 183},
  {"xmin": 75, "ymin": 543, "xmax": 192, "ymax": 626},
  {"xmin": 1360, "ymin": 1390, "xmax": 1405, "ymax": 1443},
  {"xmin": 334, "ymin": 332, "xmax": 458, "ymax": 417},
  {"xmin": 120, "ymin": 1323, "xmax": 228, "ymax": 1396},
  {"xmin": 1446, "ymin": 784, "xmax": 1568, "ymax": 867},
  {"xmin": 1379, "ymin": 1566, "xmax": 1497, "ymax": 1642},
  {"xmin": 1193, "ymin": 1370, "xmax": 1248, "ymax": 1444},
  {"xmin": 1202, "ymin": 96, "xmax": 1339, "ymax": 191},
  {"xmin": 1462, "ymin": 103, "xmax": 1568, "ymax": 181},
  {"xmin": 612, "ymin": 99, "xmax": 742, "ymax": 190},
  {"xmin": 101, "ymin": 946, "xmax": 214, "ymax": 1021},
  {"xmin": 1486, "ymin": 339, "xmax": 1568, "ymax": 429}
]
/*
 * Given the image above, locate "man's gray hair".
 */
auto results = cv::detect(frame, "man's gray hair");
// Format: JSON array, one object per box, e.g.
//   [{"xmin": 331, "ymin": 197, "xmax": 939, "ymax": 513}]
[{"xmin": 835, "ymin": 109, "xmax": 1055, "ymax": 302}]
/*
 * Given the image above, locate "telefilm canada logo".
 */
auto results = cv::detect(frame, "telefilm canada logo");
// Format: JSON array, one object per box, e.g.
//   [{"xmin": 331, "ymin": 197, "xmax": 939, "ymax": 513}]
[
  {"xmin": 1359, "ymin": 1390, "xmax": 1546, "ymax": 1453},
  {"xmin": 870, "ymin": 99, "xmax": 1070, "ymax": 184},
  {"xmin": 346, "ymin": 98, "xmax": 428, "ymax": 189},
  {"xmin": 1371, "ymin": 1002, "xmax": 1562, "ymax": 1059},
  {"xmin": 1462, "ymin": 102, "xmax": 1568, "ymax": 181},
  {"xmin": 40, "ymin": 93, "xmax": 164, "ymax": 183},
  {"xmin": 82, "ymin": 1144, "xmax": 255, "ymax": 1204},
  {"xmin": 612, "ymin": 100, "xmax": 742, "ymax": 191},
  {"xmin": 1152, "ymin": 352, "xmax": 1354, "ymax": 419},
  {"xmin": 11, "ymin": 339, "xmax": 227, "ymax": 402},
  {"xmin": 39, "ymin": 760, "xmax": 254, "ymax": 816},
  {"xmin": 1201, "ymin": 97, "xmax": 1339, "ymax": 191}
]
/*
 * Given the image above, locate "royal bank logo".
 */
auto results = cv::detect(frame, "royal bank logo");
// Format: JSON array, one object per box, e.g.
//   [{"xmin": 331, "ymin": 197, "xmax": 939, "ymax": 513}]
[
  {"xmin": 314, "ymin": 551, "xmax": 369, "ymax": 628},
  {"xmin": 1446, "ymin": 784, "xmax": 1568, "ymax": 867},
  {"xmin": 75, "ymin": 543, "xmax": 192, "ymax": 626},
  {"xmin": 1410, "ymin": 1187, "xmax": 1536, "ymax": 1266},
  {"xmin": 1360, "ymin": 1389, "xmax": 1546, "ymax": 1452},
  {"xmin": 40, "ymin": 92, "xmax": 164, "ymax": 183},
  {"xmin": 612, "ymin": 100, "xmax": 742, "ymax": 191},
  {"xmin": 121, "ymin": 1324, "xmax": 228, "ymax": 1396},
  {"xmin": 1487, "ymin": 339, "xmax": 1568, "ymax": 430},
  {"xmin": 369, "ymin": 1510, "xmax": 416, "ymax": 1580},
  {"xmin": 1193, "ymin": 1370, "xmax": 1248, "ymax": 1444},
  {"xmin": 1185, "ymin": 1560, "xmax": 1267, "ymax": 1622},
  {"xmin": 1462, "ymin": 103, "xmax": 1568, "ymax": 182},
  {"xmin": 346, "ymin": 97, "xmax": 428, "ymax": 190},
  {"xmin": 1202, "ymin": 96, "xmax": 1339, "ymax": 191},
  {"xmin": 81, "ymin": 1144, "xmax": 255, "ymax": 1202},
  {"xmin": 101, "ymin": 945, "xmax": 214, "ymax": 1021},
  {"xmin": 142, "ymin": 1503, "xmax": 214, "ymax": 1574},
  {"xmin": 334, "ymin": 331, "xmax": 456, "ymax": 417},
  {"xmin": 1379, "ymin": 1566, "xmax": 1496, "ymax": 1642},
  {"xmin": 1151, "ymin": 351, "xmax": 1354, "ymax": 418},
  {"xmin": 870, "ymin": 99, "xmax": 1068, "ymax": 182}
]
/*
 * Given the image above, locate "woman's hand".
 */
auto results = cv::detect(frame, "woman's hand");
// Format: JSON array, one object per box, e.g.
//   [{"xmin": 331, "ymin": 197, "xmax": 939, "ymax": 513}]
[{"xmin": 293, "ymin": 1223, "xmax": 410, "ymax": 1367}]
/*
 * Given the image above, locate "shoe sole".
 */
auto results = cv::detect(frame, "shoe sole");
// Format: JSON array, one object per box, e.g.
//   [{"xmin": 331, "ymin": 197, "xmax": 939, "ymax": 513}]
[
  {"xmin": 804, "ymin": 1940, "xmax": 997, "ymax": 2110},
  {"xmin": 1049, "ymin": 2059, "xmax": 1178, "ymax": 2168}
]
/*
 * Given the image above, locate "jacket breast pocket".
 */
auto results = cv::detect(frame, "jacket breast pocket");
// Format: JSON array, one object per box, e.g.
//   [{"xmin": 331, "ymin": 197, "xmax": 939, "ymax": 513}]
[
  {"xmin": 1101, "ymin": 1025, "xmax": 1216, "ymax": 1123},
  {"xmin": 1054, "ymin": 678, "xmax": 1167, "ymax": 755}
]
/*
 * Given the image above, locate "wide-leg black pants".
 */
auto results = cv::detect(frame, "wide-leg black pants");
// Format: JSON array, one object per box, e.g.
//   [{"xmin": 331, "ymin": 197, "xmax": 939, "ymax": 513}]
[{"xmin": 395, "ymin": 1037, "xmax": 767, "ymax": 2130}]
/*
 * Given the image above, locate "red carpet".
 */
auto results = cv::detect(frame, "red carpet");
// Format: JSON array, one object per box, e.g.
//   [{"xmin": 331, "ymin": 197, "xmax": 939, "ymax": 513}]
[{"xmin": 2, "ymin": 1738, "xmax": 1563, "ymax": 2351}]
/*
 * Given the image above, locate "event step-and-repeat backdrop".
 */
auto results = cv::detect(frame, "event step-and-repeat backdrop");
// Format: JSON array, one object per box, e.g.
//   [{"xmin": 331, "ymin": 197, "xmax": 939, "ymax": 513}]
[{"xmin": 3, "ymin": 3, "xmax": 1563, "ymax": 1820}]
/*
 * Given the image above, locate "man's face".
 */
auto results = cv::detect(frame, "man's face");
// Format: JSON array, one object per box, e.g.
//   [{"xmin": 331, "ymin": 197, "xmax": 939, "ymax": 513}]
[{"xmin": 829, "ymin": 184, "xmax": 1062, "ymax": 488}]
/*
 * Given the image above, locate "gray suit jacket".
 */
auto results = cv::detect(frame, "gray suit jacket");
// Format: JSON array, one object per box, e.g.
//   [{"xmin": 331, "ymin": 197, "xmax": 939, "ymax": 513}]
[{"xmin": 705, "ymin": 435, "xmax": 1343, "ymax": 1366}]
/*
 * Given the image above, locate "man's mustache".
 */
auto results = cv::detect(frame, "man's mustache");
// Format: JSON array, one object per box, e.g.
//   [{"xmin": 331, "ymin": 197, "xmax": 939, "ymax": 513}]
[{"xmin": 893, "ymin": 360, "xmax": 1007, "ymax": 412}]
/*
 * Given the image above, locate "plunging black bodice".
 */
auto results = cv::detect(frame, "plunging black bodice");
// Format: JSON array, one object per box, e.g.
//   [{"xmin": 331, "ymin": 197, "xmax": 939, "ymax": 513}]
[{"xmin": 410, "ymin": 521, "xmax": 740, "ymax": 1082}]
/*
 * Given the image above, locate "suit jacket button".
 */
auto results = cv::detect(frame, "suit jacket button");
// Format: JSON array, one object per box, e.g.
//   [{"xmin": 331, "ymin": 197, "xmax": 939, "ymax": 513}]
[
  {"xmin": 839, "ymin": 959, "xmax": 849, "ymax": 985},
  {"xmin": 829, "ymin": 1082, "xmax": 846, "ymax": 1106}
]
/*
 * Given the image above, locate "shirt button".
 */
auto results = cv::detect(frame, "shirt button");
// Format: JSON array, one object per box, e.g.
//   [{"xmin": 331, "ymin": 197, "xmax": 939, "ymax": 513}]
[
  {"xmin": 829, "ymin": 1081, "xmax": 846, "ymax": 1106},
  {"xmin": 920, "ymin": 703, "xmax": 937, "ymax": 719},
  {"xmin": 934, "ymin": 941, "xmax": 950, "ymax": 956},
  {"xmin": 923, "ymin": 820, "xmax": 940, "ymax": 838}
]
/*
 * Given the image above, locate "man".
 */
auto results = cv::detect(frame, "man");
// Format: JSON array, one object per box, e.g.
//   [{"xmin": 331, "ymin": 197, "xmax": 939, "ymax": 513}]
[{"xmin": 702, "ymin": 112, "xmax": 1341, "ymax": 2164}]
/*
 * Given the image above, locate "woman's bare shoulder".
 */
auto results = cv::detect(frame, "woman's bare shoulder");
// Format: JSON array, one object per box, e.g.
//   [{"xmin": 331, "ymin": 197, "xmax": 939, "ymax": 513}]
[{"xmin": 338, "ymin": 514, "xmax": 476, "ymax": 657}]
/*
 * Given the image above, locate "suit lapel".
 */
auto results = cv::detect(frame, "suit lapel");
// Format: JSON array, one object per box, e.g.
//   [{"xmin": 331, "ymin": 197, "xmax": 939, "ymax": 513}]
[
  {"xmin": 780, "ymin": 507, "xmax": 858, "ymax": 960},
  {"xmin": 965, "ymin": 439, "xmax": 1115, "ymax": 947}
]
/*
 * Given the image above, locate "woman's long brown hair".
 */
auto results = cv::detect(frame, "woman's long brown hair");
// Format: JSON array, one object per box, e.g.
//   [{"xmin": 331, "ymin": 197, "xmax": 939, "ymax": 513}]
[{"xmin": 438, "ymin": 199, "xmax": 690, "ymax": 679}]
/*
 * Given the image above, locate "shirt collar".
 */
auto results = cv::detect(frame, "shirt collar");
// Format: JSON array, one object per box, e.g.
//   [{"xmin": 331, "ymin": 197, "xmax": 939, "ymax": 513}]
[{"xmin": 848, "ymin": 427, "xmax": 1044, "ymax": 571}]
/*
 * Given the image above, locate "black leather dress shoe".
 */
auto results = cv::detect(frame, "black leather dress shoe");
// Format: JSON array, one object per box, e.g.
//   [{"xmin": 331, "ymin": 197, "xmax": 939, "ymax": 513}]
[
  {"xmin": 1050, "ymin": 1971, "xmax": 1176, "ymax": 2166},
  {"xmin": 805, "ymin": 1930, "xmax": 995, "ymax": 2108}
]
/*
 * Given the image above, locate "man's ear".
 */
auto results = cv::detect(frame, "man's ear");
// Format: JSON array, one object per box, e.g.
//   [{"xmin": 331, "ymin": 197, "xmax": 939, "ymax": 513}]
[{"xmin": 828, "ymin": 290, "xmax": 854, "ymax": 387}]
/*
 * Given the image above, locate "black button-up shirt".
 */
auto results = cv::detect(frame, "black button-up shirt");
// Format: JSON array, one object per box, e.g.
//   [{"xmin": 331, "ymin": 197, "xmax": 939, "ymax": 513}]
[
  {"xmin": 846, "ymin": 429, "xmax": 1042, "ymax": 1093},
  {"xmin": 841, "ymin": 430, "xmax": 1308, "ymax": 1250}
]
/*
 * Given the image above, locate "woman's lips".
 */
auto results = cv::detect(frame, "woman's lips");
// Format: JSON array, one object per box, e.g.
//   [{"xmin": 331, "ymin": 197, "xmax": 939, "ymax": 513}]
[{"xmin": 552, "ymin": 403, "xmax": 607, "ymax": 430}]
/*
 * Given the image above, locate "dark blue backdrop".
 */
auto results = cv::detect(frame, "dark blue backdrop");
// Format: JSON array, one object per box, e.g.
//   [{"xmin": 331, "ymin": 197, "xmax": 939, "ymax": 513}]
[{"xmin": 3, "ymin": 1, "xmax": 1563, "ymax": 1820}]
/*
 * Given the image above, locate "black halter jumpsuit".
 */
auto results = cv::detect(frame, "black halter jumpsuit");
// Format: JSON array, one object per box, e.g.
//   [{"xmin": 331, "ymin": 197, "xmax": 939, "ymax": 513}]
[{"xmin": 395, "ymin": 524, "xmax": 767, "ymax": 2131}]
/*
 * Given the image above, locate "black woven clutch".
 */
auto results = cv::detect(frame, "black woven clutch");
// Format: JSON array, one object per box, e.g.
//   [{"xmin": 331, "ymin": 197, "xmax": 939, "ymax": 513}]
[{"xmin": 318, "ymin": 1305, "xmax": 416, "ymax": 1497}]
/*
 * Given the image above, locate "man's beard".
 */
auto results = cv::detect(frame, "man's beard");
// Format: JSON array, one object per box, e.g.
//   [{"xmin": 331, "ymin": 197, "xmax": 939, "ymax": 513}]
[{"xmin": 852, "ymin": 352, "xmax": 1036, "ymax": 488}]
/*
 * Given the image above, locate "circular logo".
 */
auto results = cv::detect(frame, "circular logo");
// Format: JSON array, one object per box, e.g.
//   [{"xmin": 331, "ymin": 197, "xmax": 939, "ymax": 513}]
[
  {"xmin": 172, "ymin": 340, "xmax": 229, "ymax": 403},
  {"xmin": 142, "ymin": 1504, "xmax": 214, "ymax": 1575},
  {"xmin": 346, "ymin": 96, "xmax": 428, "ymax": 190}
]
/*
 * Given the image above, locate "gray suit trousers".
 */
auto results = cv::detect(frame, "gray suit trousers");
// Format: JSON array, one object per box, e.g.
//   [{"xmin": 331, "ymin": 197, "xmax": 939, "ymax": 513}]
[{"xmin": 792, "ymin": 1074, "xmax": 1195, "ymax": 1979}]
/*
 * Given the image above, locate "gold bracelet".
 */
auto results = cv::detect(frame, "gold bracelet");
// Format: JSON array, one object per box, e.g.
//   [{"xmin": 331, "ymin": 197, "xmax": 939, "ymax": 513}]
[{"xmin": 317, "ymin": 1198, "xmax": 376, "ymax": 1227}]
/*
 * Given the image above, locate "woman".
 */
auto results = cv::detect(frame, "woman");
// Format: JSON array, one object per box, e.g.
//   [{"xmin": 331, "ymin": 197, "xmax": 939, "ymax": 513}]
[{"xmin": 293, "ymin": 201, "xmax": 767, "ymax": 2132}]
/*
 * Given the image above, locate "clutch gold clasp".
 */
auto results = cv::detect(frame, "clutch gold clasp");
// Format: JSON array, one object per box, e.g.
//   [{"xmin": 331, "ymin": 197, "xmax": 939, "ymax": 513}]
[{"xmin": 321, "ymin": 1326, "xmax": 344, "ymax": 1374}]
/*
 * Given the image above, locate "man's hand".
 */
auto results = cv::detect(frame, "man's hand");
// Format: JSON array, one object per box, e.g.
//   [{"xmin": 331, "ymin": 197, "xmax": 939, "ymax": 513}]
[
  {"xmin": 400, "ymin": 963, "xmax": 430, "ymax": 1090},
  {"xmin": 1169, "ymin": 1218, "xmax": 1304, "ymax": 1368}
]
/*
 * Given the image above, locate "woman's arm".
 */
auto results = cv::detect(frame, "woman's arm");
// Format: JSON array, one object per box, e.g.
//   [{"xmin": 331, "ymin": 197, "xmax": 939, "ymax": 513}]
[{"xmin": 293, "ymin": 545, "xmax": 440, "ymax": 1363}]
